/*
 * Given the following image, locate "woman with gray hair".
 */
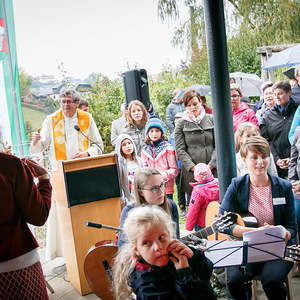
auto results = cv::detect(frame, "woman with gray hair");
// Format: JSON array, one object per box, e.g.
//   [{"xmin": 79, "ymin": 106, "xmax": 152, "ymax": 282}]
[{"xmin": 256, "ymin": 82, "xmax": 276, "ymax": 125}]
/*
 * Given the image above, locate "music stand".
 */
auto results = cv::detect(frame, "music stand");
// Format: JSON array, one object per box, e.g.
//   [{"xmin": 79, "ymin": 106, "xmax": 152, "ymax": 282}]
[
  {"xmin": 204, "ymin": 225, "xmax": 286, "ymax": 268},
  {"xmin": 205, "ymin": 226, "xmax": 286, "ymax": 300}
]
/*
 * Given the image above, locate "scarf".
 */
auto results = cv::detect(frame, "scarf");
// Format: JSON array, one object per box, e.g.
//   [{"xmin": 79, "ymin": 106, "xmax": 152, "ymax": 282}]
[
  {"xmin": 182, "ymin": 107, "xmax": 206, "ymax": 124},
  {"xmin": 144, "ymin": 139, "xmax": 169, "ymax": 158},
  {"xmin": 52, "ymin": 109, "xmax": 90, "ymax": 160}
]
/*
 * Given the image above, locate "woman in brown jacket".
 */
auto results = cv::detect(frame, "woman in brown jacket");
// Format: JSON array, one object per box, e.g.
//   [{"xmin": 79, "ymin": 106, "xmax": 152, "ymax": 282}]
[{"xmin": 175, "ymin": 90, "xmax": 216, "ymax": 211}]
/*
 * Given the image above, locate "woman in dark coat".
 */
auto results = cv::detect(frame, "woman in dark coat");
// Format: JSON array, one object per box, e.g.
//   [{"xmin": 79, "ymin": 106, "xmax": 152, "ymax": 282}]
[
  {"xmin": 175, "ymin": 90, "xmax": 216, "ymax": 210},
  {"xmin": 260, "ymin": 81, "xmax": 298, "ymax": 178}
]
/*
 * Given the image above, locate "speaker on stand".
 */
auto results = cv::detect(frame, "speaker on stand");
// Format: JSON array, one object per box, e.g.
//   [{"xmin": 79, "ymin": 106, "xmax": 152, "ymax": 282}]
[{"xmin": 122, "ymin": 69, "xmax": 151, "ymax": 110}]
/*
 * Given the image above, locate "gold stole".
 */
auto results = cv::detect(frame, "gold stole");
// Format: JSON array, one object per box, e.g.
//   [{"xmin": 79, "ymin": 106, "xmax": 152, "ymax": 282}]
[{"xmin": 52, "ymin": 109, "xmax": 90, "ymax": 160}]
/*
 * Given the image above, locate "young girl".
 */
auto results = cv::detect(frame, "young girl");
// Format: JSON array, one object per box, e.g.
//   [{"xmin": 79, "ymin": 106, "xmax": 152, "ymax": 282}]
[
  {"xmin": 141, "ymin": 118, "xmax": 178, "ymax": 201},
  {"xmin": 118, "ymin": 168, "xmax": 180, "ymax": 247},
  {"xmin": 112, "ymin": 206, "xmax": 216, "ymax": 300},
  {"xmin": 115, "ymin": 134, "xmax": 143, "ymax": 205},
  {"xmin": 235, "ymin": 122, "xmax": 278, "ymax": 176},
  {"xmin": 186, "ymin": 163, "xmax": 219, "ymax": 231},
  {"xmin": 121, "ymin": 100, "xmax": 148, "ymax": 156}
]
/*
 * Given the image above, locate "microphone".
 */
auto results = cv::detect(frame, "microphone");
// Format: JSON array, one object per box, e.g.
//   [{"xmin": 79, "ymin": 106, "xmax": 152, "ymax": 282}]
[
  {"xmin": 85, "ymin": 221, "xmax": 122, "ymax": 232},
  {"xmin": 74, "ymin": 125, "xmax": 102, "ymax": 152}
]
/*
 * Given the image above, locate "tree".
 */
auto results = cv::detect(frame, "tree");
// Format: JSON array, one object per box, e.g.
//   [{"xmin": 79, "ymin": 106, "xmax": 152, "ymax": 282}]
[
  {"xmin": 227, "ymin": 0, "xmax": 300, "ymax": 45},
  {"xmin": 19, "ymin": 69, "xmax": 32, "ymax": 97},
  {"xmin": 86, "ymin": 74, "xmax": 125, "ymax": 153}
]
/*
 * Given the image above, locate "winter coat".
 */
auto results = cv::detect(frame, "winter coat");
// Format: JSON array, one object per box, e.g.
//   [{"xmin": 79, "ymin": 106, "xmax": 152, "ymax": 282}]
[
  {"xmin": 260, "ymin": 99, "xmax": 298, "ymax": 178},
  {"xmin": 292, "ymin": 84, "xmax": 300, "ymax": 105},
  {"xmin": 288, "ymin": 126, "xmax": 300, "ymax": 182},
  {"xmin": 288, "ymin": 105, "xmax": 300, "ymax": 145},
  {"xmin": 186, "ymin": 180, "xmax": 219, "ymax": 230},
  {"xmin": 175, "ymin": 114, "xmax": 216, "ymax": 193},
  {"xmin": 166, "ymin": 100, "xmax": 185, "ymax": 133},
  {"xmin": 129, "ymin": 247, "xmax": 216, "ymax": 300},
  {"xmin": 121, "ymin": 123, "xmax": 146, "ymax": 156},
  {"xmin": 232, "ymin": 102, "xmax": 258, "ymax": 132},
  {"xmin": 111, "ymin": 116, "xmax": 126, "ymax": 146},
  {"xmin": 256, "ymin": 102, "xmax": 273, "ymax": 125},
  {"xmin": 141, "ymin": 140, "xmax": 178, "ymax": 194},
  {"xmin": 117, "ymin": 199, "xmax": 180, "ymax": 247},
  {"xmin": 115, "ymin": 134, "xmax": 143, "ymax": 205},
  {"xmin": 236, "ymin": 151, "xmax": 278, "ymax": 177}
]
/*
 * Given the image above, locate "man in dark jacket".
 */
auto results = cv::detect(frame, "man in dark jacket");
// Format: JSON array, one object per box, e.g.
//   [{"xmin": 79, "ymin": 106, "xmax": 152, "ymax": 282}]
[
  {"xmin": 260, "ymin": 81, "xmax": 298, "ymax": 178},
  {"xmin": 166, "ymin": 90, "xmax": 185, "ymax": 133}
]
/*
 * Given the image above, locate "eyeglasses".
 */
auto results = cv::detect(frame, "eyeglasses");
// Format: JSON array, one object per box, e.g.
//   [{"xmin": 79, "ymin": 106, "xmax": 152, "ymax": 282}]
[
  {"xmin": 61, "ymin": 100, "xmax": 76, "ymax": 105},
  {"xmin": 139, "ymin": 182, "xmax": 165, "ymax": 193},
  {"xmin": 231, "ymin": 94, "xmax": 240, "ymax": 99}
]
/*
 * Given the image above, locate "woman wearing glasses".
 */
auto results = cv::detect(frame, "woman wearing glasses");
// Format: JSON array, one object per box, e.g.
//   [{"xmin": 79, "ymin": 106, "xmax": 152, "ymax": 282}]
[
  {"xmin": 230, "ymin": 83, "xmax": 258, "ymax": 132},
  {"xmin": 118, "ymin": 168, "xmax": 179, "ymax": 247}
]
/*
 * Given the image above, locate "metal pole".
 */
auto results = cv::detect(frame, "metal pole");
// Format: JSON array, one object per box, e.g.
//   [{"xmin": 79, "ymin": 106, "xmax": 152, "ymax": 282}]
[
  {"xmin": 1, "ymin": 0, "xmax": 24, "ymax": 156},
  {"xmin": 203, "ymin": 0, "xmax": 236, "ymax": 199}
]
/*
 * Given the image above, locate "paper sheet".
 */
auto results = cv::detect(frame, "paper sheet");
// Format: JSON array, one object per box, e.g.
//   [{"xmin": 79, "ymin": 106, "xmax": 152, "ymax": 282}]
[
  {"xmin": 243, "ymin": 225, "xmax": 286, "ymax": 263},
  {"xmin": 205, "ymin": 240, "xmax": 244, "ymax": 268}
]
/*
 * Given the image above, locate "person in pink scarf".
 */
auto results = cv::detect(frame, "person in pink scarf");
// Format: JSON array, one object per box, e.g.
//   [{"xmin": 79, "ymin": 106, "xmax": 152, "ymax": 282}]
[
  {"xmin": 231, "ymin": 83, "xmax": 258, "ymax": 132},
  {"xmin": 185, "ymin": 163, "xmax": 219, "ymax": 231}
]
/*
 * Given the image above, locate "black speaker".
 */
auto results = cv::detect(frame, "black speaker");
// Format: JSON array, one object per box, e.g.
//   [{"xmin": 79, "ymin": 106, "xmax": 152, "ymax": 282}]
[{"xmin": 122, "ymin": 69, "xmax": 151, "ymax": 109}]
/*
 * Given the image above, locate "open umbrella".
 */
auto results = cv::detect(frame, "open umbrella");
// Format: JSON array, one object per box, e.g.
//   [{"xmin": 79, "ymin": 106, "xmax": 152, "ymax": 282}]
[
  {"xmin": 184, "ymin": 84, "xmax": 211, "ymax": 96},
  {"xmin": 282, "ymin": 67, "xmax": 296, "ymax": 80},
  {"xmin": 230, "ymin": 72, "xmax": 262, "ymax": 97},
  {"xmin": 262, "ymin": 44, "xmax": 300, "ymax": 70}
]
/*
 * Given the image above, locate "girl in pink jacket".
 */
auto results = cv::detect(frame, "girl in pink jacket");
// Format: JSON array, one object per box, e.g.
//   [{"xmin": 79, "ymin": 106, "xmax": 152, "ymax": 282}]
[
  {"xmin": 141, "ymin": 118, "xmax": 178, "ymax": 201},
  {"xmin": 186, "ymin": 163, "xmax": 219, "ymax": 231}
]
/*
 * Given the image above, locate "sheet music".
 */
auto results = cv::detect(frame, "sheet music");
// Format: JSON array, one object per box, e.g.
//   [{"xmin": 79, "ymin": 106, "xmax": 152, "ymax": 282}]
[
  {"xmin": 243, "ymin": 225, "xmax": 286, "ymax": 263},
  {"xmin": 205, "ymin": 240, "xmax": 244, "ymax": 268}
]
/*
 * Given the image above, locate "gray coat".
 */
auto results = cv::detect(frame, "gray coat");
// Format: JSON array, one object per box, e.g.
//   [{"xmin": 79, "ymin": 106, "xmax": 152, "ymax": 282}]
[
  {"xmin": 175, "ymin": 114, "xmax": 216, "ymax": 193},
  {"xmin": 121, "ymin": 123, "xmax": 146, "ymax": 156},
  {"xmin": 288, "ymin": 126, "xmax": 300, "ymax": 182},
  {"xmin": 166, "ymin": 100, "xmax": 185, "ymax": 133}
]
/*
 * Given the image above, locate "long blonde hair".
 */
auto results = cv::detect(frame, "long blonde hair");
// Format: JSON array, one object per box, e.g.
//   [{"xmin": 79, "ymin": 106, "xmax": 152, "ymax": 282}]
[
  {"xmin": 234, "ymin": 122, "xmax": 260, "ymax": 153},
  {"xmin": 126, "ymin": 100, "xmax": 148, "ymax": 128},
  {"xmin": 131, "ymin": 168, "xmax": 170, "ymax": 214},
  {"xmin": 112, "ymin": 206, "xmax": 174, "ymax": 299}
]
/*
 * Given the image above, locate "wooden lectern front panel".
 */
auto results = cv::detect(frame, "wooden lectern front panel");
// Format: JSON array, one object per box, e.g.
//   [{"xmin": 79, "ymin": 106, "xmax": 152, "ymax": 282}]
[{"xmin": 53, "ymin": 154, "xmax": 122, "ymax": 296}]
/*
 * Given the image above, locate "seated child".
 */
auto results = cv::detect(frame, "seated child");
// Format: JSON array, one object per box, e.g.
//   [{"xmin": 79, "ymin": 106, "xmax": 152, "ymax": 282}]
[
  {"xmin": 112, "ymin": 205, "xmax": 216, "ymax": 300},
  {"xmin": 186, "ymin": 163, "xmax": 219, "ymax": 231}
]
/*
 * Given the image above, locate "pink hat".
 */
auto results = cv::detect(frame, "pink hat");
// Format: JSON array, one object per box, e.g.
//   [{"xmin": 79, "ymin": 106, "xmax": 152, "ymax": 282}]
[{"xmin": 194, "ymin": 163, "xmax": 214, "ymax": 183}]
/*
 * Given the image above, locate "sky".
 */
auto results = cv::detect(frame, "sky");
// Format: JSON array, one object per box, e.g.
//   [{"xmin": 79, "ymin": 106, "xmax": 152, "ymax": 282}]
[{"xmin": 13, "ymin": 0, "xmax": 187, "ymax": 80}]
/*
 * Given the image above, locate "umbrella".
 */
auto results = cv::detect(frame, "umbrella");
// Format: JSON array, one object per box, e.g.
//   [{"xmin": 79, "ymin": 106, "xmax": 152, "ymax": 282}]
[
  {"xmin": 282, "ymin": 67, "xmax": 296, "ymax": 80},
  {"xmin": 262, "ymin": 44, "xmax": 300, "ymax": 70},
  {"xmin": 230, "ymin": 72, "xmax": 263, "ymax": 97},
  {"xmin": 184, "ymin": 84, "xmax": 211, "ymax": 96}
]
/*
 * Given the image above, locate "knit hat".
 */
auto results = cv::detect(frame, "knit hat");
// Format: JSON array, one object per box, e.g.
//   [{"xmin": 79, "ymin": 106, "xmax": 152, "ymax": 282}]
[
  {"xmin": 194, "ymin": 163, "xmax": 214, "ymax": 183},
  {"xmin": 145, "ymin": 118, "xmax": 165, "ymax": 134}
]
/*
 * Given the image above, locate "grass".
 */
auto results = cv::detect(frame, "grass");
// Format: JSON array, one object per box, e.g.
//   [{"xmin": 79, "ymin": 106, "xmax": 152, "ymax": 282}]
[{"xmin": 22, "ymin": 106, "xmax": 47, "ymax": 131}]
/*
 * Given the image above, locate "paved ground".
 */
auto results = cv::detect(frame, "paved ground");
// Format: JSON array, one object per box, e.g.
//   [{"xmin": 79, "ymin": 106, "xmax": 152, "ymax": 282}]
[{"xmin": 41, "ymin": 231, "xmax": 300, "ymax": 300}]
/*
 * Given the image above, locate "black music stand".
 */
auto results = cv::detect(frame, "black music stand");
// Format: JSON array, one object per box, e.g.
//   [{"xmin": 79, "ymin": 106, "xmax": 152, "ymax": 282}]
[{"xmin": 204, "ymin": 225, "xmax": 286, "ymax": 268}]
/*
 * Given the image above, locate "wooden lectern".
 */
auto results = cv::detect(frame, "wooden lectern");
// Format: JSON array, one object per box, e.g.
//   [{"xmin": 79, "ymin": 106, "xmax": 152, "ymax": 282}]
[{"xmin": 51, "ymin": 153, "xmax": 122, "ymax": 295}]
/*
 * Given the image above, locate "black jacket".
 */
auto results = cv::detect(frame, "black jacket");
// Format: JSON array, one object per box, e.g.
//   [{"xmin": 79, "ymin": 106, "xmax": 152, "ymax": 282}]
[
  {"xmin": 260, "ymin": 99, "xmax": 298, "ymax": 177},
  {"xmin": 129, "ymin": 248, "xmax": 216, "ymax": 300}
]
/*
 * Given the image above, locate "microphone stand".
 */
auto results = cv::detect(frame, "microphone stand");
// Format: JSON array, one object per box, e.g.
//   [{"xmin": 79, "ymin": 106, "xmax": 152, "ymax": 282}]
[{"xmin": 74, "ymin": 125, "xmax": 102, "ymax": 152}]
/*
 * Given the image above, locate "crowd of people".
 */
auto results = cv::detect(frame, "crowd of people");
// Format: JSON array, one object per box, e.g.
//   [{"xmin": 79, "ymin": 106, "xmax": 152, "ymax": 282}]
[{"xmin": 2, "ymin": 67, "xmax": 300, "ymax": 299}]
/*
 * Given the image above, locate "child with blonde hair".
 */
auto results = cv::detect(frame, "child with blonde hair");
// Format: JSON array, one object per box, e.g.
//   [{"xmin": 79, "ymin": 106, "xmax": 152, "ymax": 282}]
[
  {"xmin": 235, "ymin": 122, "xmax": 277, "ymax": 176},
  {"xmin": 186, "ymin": 163, "xmax": 219, "ymax": 231},
  {"xmin": 112, "ymin": 206, "xmax": 216, "ymax": 300}
]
